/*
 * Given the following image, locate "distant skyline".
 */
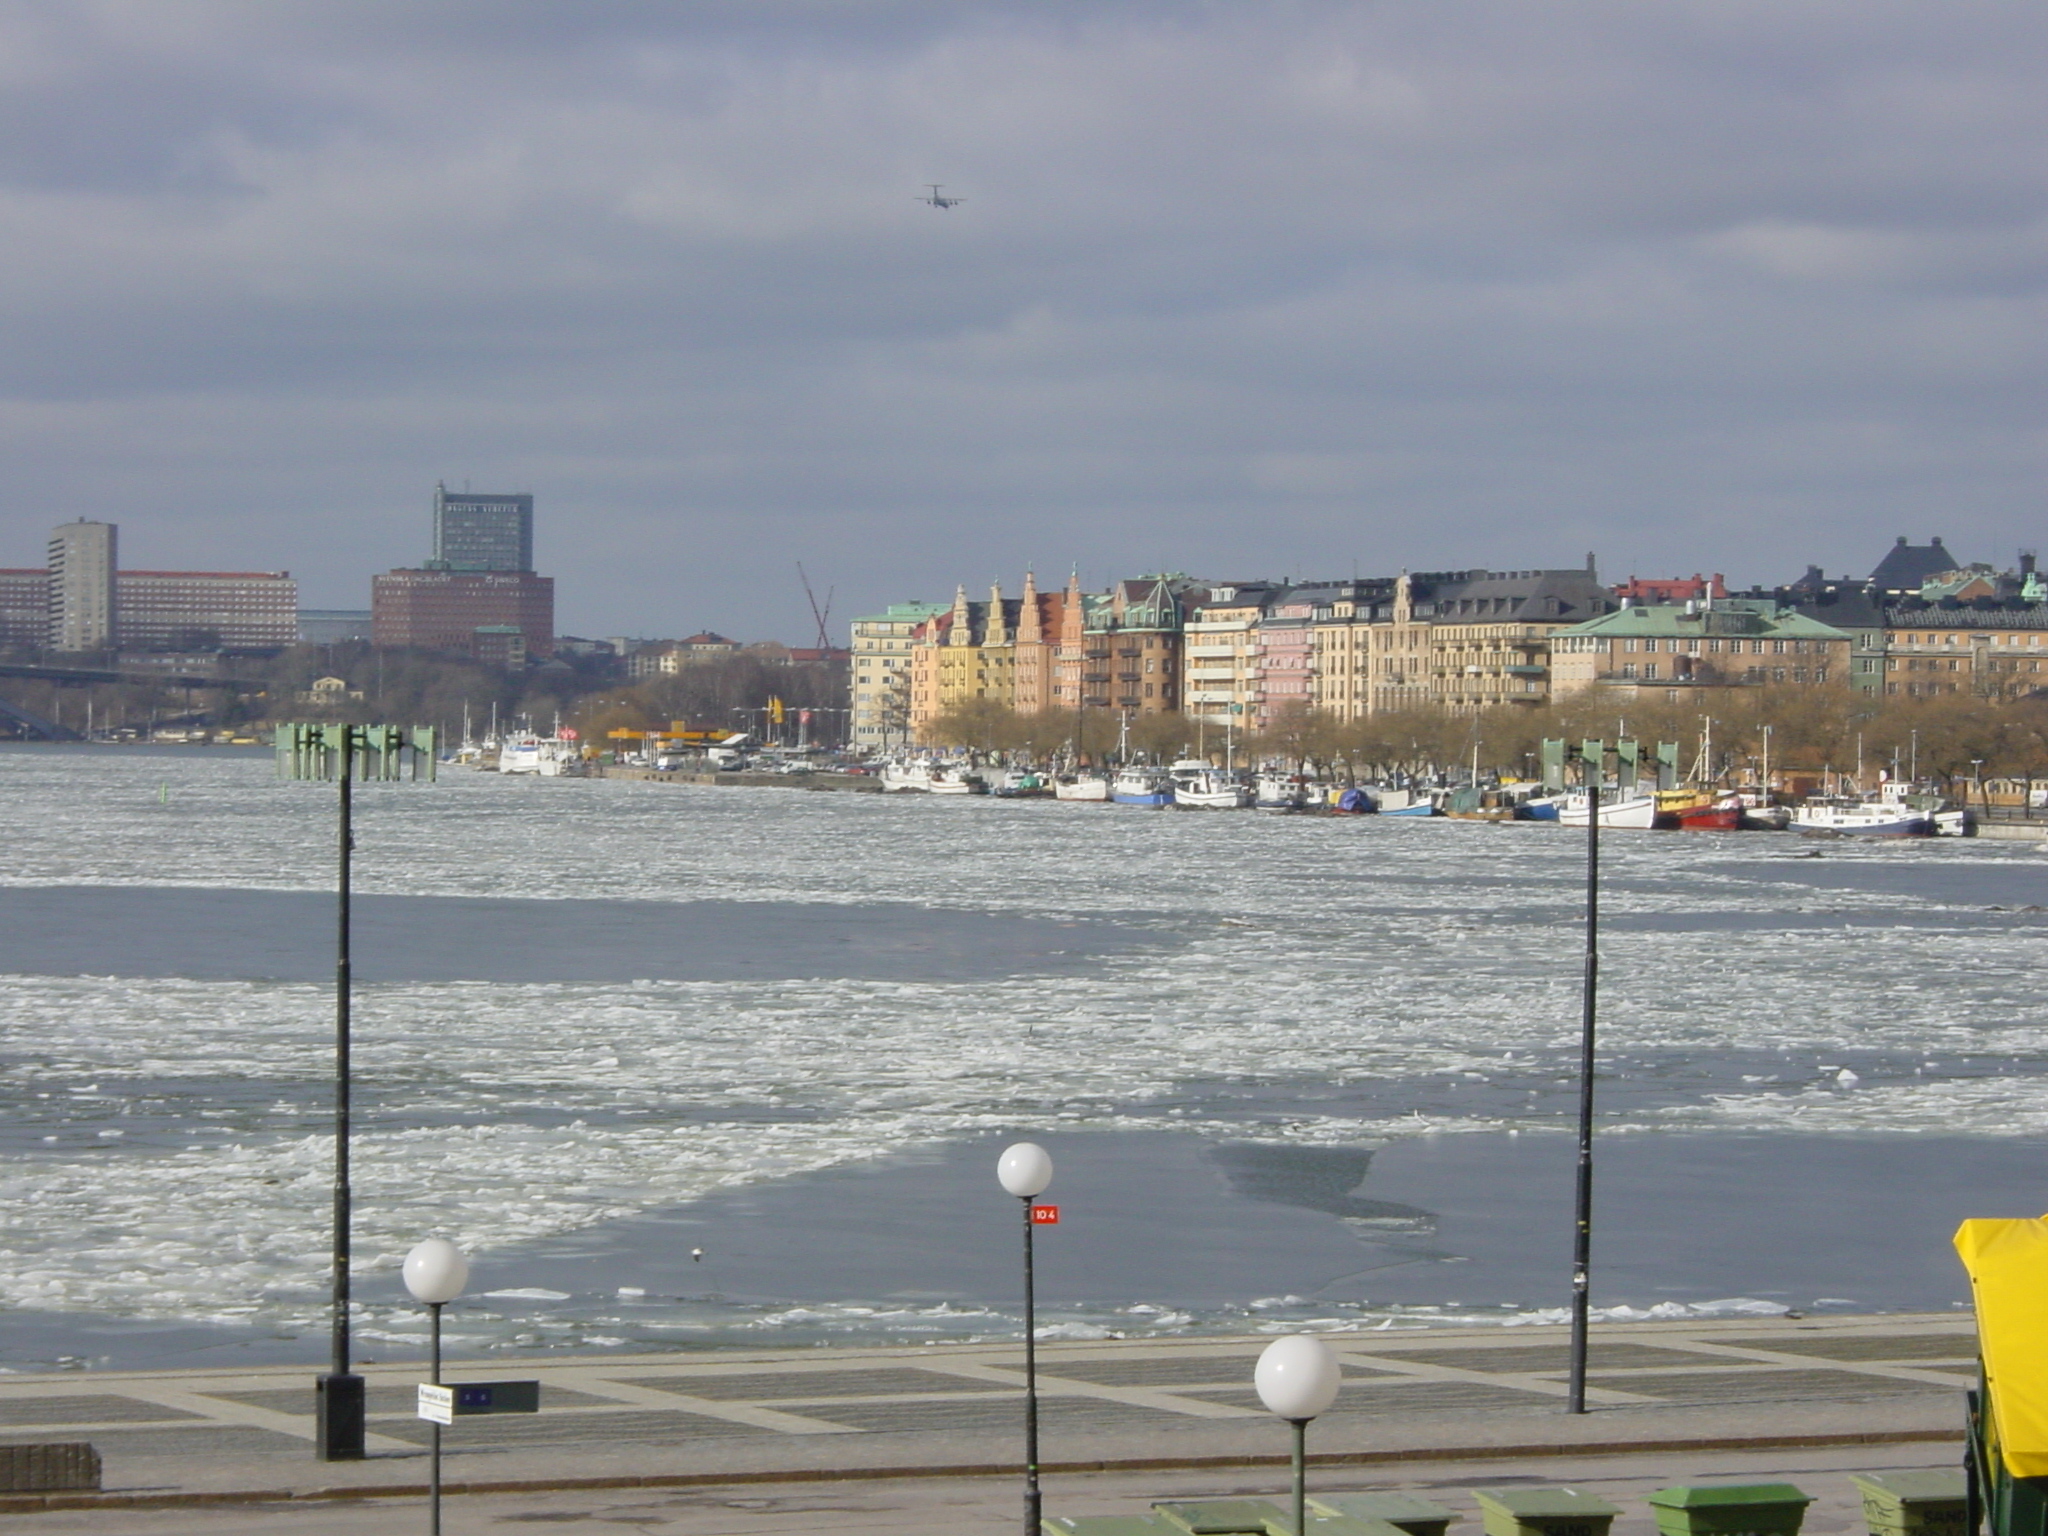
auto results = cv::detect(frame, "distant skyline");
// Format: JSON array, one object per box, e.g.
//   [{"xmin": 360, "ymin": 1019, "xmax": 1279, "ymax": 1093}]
[{"xmin": 1, "ymin": 3, "xmax": 2043, "ymax": 641}]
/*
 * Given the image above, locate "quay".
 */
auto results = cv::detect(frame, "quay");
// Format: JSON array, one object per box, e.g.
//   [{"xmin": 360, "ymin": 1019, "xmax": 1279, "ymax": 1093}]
[
  {"xmin": 597, "ymin": 765, "xmax": 885, "ymax": 792},
  {"xmin": 0, "ymin": 1312, "xmax": 1973, "ymax": 1529}
]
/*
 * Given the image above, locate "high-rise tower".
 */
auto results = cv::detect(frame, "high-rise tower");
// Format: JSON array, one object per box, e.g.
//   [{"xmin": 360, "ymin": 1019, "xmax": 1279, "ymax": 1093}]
[
  {"xmin": 47, "ymin": 519, "xmax": 117, "ymax": 651},
  {"xmin": 431, "ymin": 483, "xmax": 533, "ymax": 573}
]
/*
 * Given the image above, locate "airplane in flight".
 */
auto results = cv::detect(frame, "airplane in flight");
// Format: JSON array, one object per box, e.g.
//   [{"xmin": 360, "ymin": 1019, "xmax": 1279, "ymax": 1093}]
[{"xmin": 917, "ymin": 184, "xmax": 964, "ymax": 210}]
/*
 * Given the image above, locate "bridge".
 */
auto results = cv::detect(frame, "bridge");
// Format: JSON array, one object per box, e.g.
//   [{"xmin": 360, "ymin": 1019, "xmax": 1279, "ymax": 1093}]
[
  {"xmin": 0, "ymin": 661, "xmax": 260, "ymax": 691},
  {"xmin": 0, "ymin": 696, "xmax": 80, "ymax": 740}
]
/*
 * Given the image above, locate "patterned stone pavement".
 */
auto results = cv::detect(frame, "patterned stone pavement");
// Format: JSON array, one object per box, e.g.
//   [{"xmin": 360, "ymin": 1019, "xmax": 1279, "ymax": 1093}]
[{"xmin": 0, "ymin": 1313, "xmax": 1977, "ymax": 1504}]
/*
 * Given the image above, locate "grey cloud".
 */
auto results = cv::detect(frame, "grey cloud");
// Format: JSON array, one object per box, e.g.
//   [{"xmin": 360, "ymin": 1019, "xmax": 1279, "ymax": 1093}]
[{"xmin": 0, "ymin": 2, "xmax": 2043, "ymax": 632}]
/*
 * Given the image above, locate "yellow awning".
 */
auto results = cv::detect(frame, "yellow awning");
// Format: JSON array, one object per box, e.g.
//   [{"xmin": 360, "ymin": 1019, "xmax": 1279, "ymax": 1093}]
[{"xmin": 1955, "ymin": 1218, "xmax": 2048, "ymax": 1476}]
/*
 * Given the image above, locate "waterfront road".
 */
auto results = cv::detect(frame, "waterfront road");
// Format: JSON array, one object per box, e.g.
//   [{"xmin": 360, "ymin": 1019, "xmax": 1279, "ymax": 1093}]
[{"xmin": 0, "ymin": 1313, "xmax": 1976, "ymax": 1530}]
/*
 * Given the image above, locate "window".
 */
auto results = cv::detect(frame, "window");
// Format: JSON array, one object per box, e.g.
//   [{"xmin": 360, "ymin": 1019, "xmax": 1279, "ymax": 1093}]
[
  {"xmin": 1621, "ymin": 663, "xmax": 1637, "ymax": 678},
  {"xmin": 1643, "ymin": 663, "xmax": 1659, "ymax": 680}
]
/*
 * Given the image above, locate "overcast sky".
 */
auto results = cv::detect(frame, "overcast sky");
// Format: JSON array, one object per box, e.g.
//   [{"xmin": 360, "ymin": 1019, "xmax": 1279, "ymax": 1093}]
[{"xmin": 2, "ymin": 1, "xmax": 2044, "ymax": 641}]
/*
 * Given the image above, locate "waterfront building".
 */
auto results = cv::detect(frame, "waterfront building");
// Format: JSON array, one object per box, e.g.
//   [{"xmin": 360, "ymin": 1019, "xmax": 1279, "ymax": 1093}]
[
  {"xmin": 117, "ymin": 570, "xmax": 298, "ymax": 650},
  {"xmin": 1550, "ymin": 599, "xmax": 1852, "ymax": 700},
  {"xmin": 47, "ymin": 519, "xmax": 117, "ymax": 652},
  {"xmin": 1098, "ymin": 575, "xmax": 1193, "ymax": 716},
  {"xmin": 432, "ymin": 483, "xmax": 534, "ymax": 573},
  {"xmin": 1882, "ymin": 604, "xmax": 2048, "ymax": 699},
  {"xmin": 1183, "ymin": 583, "xmax": 1275, "ymax": 726},
  {"xmin": 1308, "ymin": 579, "xmax": 1394, "ymax": 722},
  {"xmin": 1009, "ymin": 571, "xmax": 1065, "ymax": 716},
  {"xmin": 1255, "ymin": 587, "xmax": 1318, "ymax": 728},
  {"xmin": 1415, "ymin": 568, "xmax": 1614, "ymax": 711},
  {"xmin": 0, "ymin": 569, "xmax": 47, "ymax": 649},
  {"xmin": 371, "ymin": 568, "xmax": 554, "ymax": 660},
  {"xmin": 850, "ymin": 600, "xmax": 946, "ymax": 746},
  {"xmin": 1869, "ymin": 535, "xmax": 1968, "ymax": 597},
  {"xmin": 626, "ymin": 632, "xmax": 742, "ymax": 678}
]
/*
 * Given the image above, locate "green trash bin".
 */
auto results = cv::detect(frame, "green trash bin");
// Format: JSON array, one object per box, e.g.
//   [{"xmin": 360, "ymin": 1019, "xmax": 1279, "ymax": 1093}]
[
  {"xmin": 1646, "ymin": 1484, "xmax": 1813, "ymax": 1536},
  {"xmin": 1265, "ymin": 1516, "xmax": 1410, "ymax": 1536},
  {"xmin": 1044, "ymin": 1518, "xmax": 1183, "ymax": 1536},
  {"xmin": 1154, "ymin": 1500, "xmax": 1289, "ymax": 1534},
  {"xmin": 1310, "ymin": 1492, "xmax": 1458, "ymax": 1536},
  {"xmin": 1851, "ymin": 1472, "xmax": 1970, "ymax": 1536},
  {"xmin": 1473, "ymin": 1488, "xmax": 1622, "ymax": 1536}
]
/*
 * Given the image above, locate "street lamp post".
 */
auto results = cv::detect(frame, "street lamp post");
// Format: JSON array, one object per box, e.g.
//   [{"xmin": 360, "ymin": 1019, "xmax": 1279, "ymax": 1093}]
[
  {"xmin": 1254, "ymin": 1334, "xmax": 1342, "ymax": 1536},
  {"xmin": 403, "ymin": 1238, "xmax": 470, "ymax": 1536},
  {"xmin": 278, "ymin": 722, "xmax": 435, "ymax": 1460},
  {"xmin": 997, "ymin": 1142, "xmax": 1054, "ymax": 1536}
]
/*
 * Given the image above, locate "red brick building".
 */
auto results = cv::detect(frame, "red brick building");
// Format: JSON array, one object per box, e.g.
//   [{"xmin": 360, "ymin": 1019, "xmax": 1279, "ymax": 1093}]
[{"xmin": 371, "ymin": 569, "xmax": 554, "ymax": 659}]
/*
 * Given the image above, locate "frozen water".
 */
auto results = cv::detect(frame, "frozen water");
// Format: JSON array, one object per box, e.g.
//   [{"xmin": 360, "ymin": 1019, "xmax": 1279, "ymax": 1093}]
[{"xmin": 1, "ymin": 744, "xmax": 2044, "ymax": 1365}]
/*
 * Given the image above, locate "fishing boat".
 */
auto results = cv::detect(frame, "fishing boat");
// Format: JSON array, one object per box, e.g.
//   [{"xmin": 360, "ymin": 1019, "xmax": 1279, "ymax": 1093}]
[
  {"xmin": 1330, "ymin": 785, "xmax": 1377, "ymax": 814},
  {"xmin": 1053, "ymin": 771, "xmax": 1111, "ymax": 802},
  {"xmin": 1658, "ymin": 788, "xmax": 1744, "ymax": 831},
  {"xmin": 1171, "ymin": 761, "xmax": 1253, "ymax": 809},
  {"xmin": 1110, "ymin": 766, "xmax": 1174, "ymax": 807},
  {"xmin": 928, "ymin": 764, "xmax": 986, "ymax": 795},
  {"xmin": 498, "ymin": 735, "xmax": 582, "ymax": 776},
  {"xmin": 879, "ymin": 760, "xmax": 935, "ymax": 792},
  {"xmin": 1521, "ymin": 792, "xmax": 1567, "ymax": 821},
  {"xmin": 1788, "ymin": 797, "xmax": 1931, "ymax": 836},
  {"xmin": 1557, "ymin": 789, "xmax": 1659, "ymax": 828},
  {"xmin": 1255, "ymin": 774, "xmax": 1312, "ymax": 811},
  {"xmin": 1376, "ymin": 787, "xmax": 1438, "ymax": 817}
]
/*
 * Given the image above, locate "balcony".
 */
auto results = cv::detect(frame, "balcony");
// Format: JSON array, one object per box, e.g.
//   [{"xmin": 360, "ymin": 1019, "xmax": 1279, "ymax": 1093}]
[
  {"xmin": 1187, "ymin": 645, "xmax": 1237, "ymax": 658},
  {"xmin": 1083, "ymin": 647, "xmax": 1110, "ymax": 659},
  {"xmin": 1117, "ymin": 671, "xmax": 1141, "ymax": 682},
  {"xmin": 1082, "ymin": 670, "xmax": 1110, "ymax": 683}
]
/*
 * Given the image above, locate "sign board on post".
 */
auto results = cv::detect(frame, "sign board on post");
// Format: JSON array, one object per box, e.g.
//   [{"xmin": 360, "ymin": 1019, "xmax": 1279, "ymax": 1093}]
[
  {"xmin": 1031, "ymin": 1205, "xmax": 1060, "ymax": 1225},
  {"xmin": 417, "ymin": 1381, "xmax": 540, "ymax": 1424}
]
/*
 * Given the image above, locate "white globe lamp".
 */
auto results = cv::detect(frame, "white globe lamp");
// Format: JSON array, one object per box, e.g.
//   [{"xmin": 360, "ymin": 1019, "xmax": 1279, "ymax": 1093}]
[
  {"xmin": 1256, "ymin": 1334, "xmax": 1342, "ymax": 1536},
  {"xmin": 403, "ymin": 1238, "xmax": 469, "ymax": 1305},
  {"xmin": 998, "ymin": 1142, "xmax": 1053, "ymax": 1198}
]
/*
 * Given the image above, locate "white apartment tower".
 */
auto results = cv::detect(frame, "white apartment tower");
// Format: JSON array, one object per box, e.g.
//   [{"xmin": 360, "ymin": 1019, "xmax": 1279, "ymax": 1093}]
[{"xmin": 48, "ymin": 520, "xmax": 116, "ymax": 651}]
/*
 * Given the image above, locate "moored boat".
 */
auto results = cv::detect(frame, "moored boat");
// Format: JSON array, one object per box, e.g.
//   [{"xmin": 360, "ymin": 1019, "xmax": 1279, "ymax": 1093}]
[
  {"xmin": 928, "ymin": 764, "xmax": 986, "ymax": 795},
  {"xmin": 1659, "ymin": 788, "xmax": 1745, "ymax": 831},
  {"xmin": 1788, "ymin": 797, "xmax": 1931, "ymax": 836},
  {"xmin": 1110, "ymin": 766, "xmax": 1174, "ymax": 807},
  {"xmin": 1557, "ymin": 789, "xmax": 1659, "ymax": 828},
  {"xmin": 880, "ymin": 759, "xmax": 935, "ymax": 792},
  {"xmin": 1171, "ymin": 761, "xmax": 1253, "ymax": 809},
  {"xmin": 1052, "ymin": 771, "xmax": 1111, "ymax": 802},
  {"xmin": 989, "ymin": 769, "xmax": 1051, "ymax": 798},
  {"xmin": 1255, "ymin": 774, "xmax": 1313, "ymax": 811}
]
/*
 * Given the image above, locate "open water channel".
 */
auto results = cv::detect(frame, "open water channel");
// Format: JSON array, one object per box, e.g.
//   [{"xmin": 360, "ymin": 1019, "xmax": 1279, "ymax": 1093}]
[{"xmin": 2, "ymin": 744, "xmax": 2045, "ymax": 1371}]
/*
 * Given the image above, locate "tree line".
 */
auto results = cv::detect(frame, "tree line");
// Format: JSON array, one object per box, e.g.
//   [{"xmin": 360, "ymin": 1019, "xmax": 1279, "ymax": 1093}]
[{"xmin": 920, "ymin": 687, "xmax": 2048, "ymax": 789}]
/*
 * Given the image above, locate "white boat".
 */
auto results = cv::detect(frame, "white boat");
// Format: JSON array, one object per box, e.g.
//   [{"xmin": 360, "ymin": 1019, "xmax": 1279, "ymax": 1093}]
[
  {"xmin": 880, "ymin": 760, "xmax": 935, "ymax": 792},
  {"xmin": 498, "ymin": 736, "xmax": 581, "ymax": 776},
  {"xmin": 1790, "ymin": 798, "xmax": 1931, "ymax": 837},
  {"xmin": 1557, "ymin": 790, "xmax": 1659, "ymax": 828},
  {"xmin": 1053, "ymin": 772, "xmax": 1111, "ymax": 802},
  {"xmin": 1171, "ymin": 761, "xmax": 1253, "ymax": 809},
  {"xmin": 1255, "ymin": 773, "xmax": 1311, "ymax": 811},
  {"xmin": 928, "ymin": 764, "xmax": 986, "ymax": 795},
  {"xmin": 1111, "ymin": 766, "xmax": 1174, "ymax": 807}
]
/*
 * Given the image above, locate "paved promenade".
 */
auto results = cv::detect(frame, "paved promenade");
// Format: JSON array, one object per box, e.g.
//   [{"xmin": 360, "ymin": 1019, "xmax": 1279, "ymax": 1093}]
[{"xmin": 0, "ymin": 1313, "xmax": 1976, "ymax": 1530}]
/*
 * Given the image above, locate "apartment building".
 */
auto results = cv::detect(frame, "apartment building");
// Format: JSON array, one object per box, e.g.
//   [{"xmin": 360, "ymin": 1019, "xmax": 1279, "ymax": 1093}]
[
  {"xmin": 851, "ymin": 601, "xmax": 945, "ymax": 745},
  {"xmin": 1551, "ymin": 599, "xmax": 1852, "ymax": 700}
]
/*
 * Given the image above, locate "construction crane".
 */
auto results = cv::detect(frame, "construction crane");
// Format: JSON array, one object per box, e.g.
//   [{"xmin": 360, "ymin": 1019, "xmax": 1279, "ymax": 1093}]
[{"xmin": 797, "ymin": 563, "xmax": 835, "ymax": 652}]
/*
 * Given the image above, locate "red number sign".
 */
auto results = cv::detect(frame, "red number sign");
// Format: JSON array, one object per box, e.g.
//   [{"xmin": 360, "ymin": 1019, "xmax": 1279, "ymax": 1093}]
[{"xmin": 1031, "ymin": 1204, "xmax": 1060, "ymax": 1224}]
